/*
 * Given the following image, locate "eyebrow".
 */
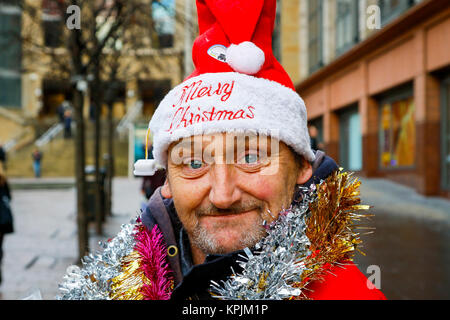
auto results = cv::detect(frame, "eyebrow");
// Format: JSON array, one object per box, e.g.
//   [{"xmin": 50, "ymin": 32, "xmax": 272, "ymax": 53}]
[
  {"xmin": 173, "ymin": 134, "xmax": 265, "ymax": 148},
  {"xmin": 170, "ymin": 134, "xmax": 273, "ymax": 160}
]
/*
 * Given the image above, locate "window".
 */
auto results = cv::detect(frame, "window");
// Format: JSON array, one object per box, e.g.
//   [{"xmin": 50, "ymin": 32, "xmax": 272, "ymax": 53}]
[
  {"xmin": 43, "ymin": 19, "xmax": 63, "ymax": 48},
  {"xmin": 339, "ymin": 105, "xmax": 362, "ymax": 171},
  {"xmin": 152, "ymin": 0, "xmax": 175, "ymax": 49},
  {"xmin": 139, "ymin": 79, "xmax": 172, "ymax": 117},
  {"xmin": 272, "ymin": 0, "xmax": 281, "ymax": 62},
  {"xmin": 0, "ymin": 75, "xmax": 21, "ymax": 108},
  {"xmin": 0, "ymin": 4, "xmax": 22, "ymax": 107},
  {"xmin": 0, "ymin": 6, "xmax": 21, "ymax": 71},
  {"xmin": 380, "ymin": 0, "xmax": 414, "ymax": 26},
  {"xmin": 379, "ymin": 93, "xmax": 415, "ymax": 168},
  {"xmin": 335, "ymin": 0, "xmax": 359, "ymax": 56},
  {"xmin": 42, "ymin": 0, "xmax": 64, "ymax": 48},
  {"xmin": 308, "ymin": 0, "xmax": 323, "ymax": 74}
]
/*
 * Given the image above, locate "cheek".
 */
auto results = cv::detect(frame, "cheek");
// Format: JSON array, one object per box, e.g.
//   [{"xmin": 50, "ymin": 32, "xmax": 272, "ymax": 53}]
[
  {"xmin": 170, "ymin": 178, "xmax": 209, "ymax": 228},
  {"xmin": 239, "ymin": 170, "xmax": 296, "ymax": 214},
  {"xmin": 173, "ymin": 182, "xmax": 204, "ymax": 208},
  {"xmin": 240, "ymin": 176, "xmax": 281, "ymax": 202}
]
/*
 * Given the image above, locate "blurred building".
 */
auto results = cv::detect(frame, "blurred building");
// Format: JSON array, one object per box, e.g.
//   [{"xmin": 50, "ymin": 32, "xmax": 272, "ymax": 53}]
[
  {"xmin": 0, "ymin": 0, "xmax": 196, "ymax": 147},
  {"xmin": 280, "ymin": 0, "xmax": 450, "ymax": 197}
]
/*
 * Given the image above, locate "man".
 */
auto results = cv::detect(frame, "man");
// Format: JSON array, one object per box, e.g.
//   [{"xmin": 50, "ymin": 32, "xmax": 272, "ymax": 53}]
[
  {"xmin": 31, "ymin": 148, "xmax": 43, "ymax": 178},
  {"xmin": 58, "ymin": 0, "xmax": 385, "ymax": 300},
  {"xmin": 309, "ymin": 124, "xmax": 326, "ymax": 151}
]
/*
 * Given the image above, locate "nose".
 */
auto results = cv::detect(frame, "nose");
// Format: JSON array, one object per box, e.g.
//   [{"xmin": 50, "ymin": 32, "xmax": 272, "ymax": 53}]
[{"xmin": 209, "ymin": 164, "xmax": 242, "ymax": 209}]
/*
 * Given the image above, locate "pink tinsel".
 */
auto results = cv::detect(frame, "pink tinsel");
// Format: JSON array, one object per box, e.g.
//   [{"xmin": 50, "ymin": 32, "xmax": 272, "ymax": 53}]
[{"xmin": 134, "ymin": 224, "xmax": 173, "ymax": 300}]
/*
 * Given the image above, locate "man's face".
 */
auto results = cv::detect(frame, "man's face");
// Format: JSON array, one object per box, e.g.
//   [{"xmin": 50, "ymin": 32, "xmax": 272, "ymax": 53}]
[{"xmin": 161, "ymin": 133, "xmax": 312, "ymax": 261}]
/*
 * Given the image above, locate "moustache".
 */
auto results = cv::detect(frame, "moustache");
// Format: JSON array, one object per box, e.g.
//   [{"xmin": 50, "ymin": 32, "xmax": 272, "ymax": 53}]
[{"xmin": 195, "ymin": 200, "xmax": 264, "ymax": 217}]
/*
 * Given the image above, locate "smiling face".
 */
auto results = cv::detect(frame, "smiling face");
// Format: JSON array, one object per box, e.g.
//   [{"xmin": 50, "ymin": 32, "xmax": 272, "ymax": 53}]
[{"xmin": 161, "ymin": 132, "xmax": 312, "ymax": 264}]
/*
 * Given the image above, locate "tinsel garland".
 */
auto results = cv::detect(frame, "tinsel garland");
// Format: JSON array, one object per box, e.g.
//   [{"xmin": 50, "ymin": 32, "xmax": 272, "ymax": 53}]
[
  {"xmin": 57, "ymin": 221, "xmax": 137, "ymax": 299},
  {"xmin": 209, "ymin": 169, "xmax": 371, "ymax": 300},
  {"xmin": 57, "ymin": 220, "xmax": 173, "ymax": 300},
  {"xmin": 57, "ymin": 169, "xmax": 371, "ymax": 300},
  {"xmin": 300, "ymin": 169, "xmax": 371, "ymax": 289},
  {"xmin": 110, "ymin": 224, "xmax": 174, "ymax": 300}
]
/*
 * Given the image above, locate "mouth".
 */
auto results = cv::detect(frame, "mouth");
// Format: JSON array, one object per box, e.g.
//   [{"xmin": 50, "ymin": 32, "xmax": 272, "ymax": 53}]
[{"xmin": 200, "ymin": 209, "xmax": 257, "ymax": 219}]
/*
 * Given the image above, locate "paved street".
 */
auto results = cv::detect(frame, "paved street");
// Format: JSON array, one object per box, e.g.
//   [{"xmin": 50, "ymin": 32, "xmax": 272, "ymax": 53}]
[
  {"xmin": 0, "ymin": 177, "xmax": 144, "ymax": 300},
  {"xmin": 355, "ymin": 177, "xmax": 450, "ymax": 300},
  {"xmin": 0, "ymin": 175, "xmax": 449, "ymax": 300}
]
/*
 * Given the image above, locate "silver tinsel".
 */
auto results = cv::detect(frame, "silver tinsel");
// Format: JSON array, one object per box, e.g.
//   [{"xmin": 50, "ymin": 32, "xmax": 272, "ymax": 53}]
[
  {"xmin": 56, "ymin": 217, "xmax": 139, "ymax": 300},
  {"xmin": 210, "ymin": 185, "xmax": 317, "ymax": 300}
]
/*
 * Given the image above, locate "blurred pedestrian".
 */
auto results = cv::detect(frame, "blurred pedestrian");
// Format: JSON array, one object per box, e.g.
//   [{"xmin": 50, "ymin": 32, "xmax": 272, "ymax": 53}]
[
  {"xmin": 0, "ymin": 164, "xmax": 13, "ymax": 285},
  {"xmin": 308, "ymin": 125, "xmax": 325, "ymax": 151},
  {"xmin": 63, "ymin": 108, "xmax": 72, "ymax": 139},
  {"xmin": 57, "ymin": 101, "xmax": 66, "ymax": 123},
  {"xmin": 141, "ymin": 169, "xmax": 166, "ymax": 200},
  {"xmin": 32, "ymin": 148, "xmax": 43, "ymax": 178},
  {"xmin": 140, "ymin": 143, "xmax": 166, "ymax": 210},
  {"xmin": 309, "ymin": 125, "xmax": 319, "ymax": 150}
]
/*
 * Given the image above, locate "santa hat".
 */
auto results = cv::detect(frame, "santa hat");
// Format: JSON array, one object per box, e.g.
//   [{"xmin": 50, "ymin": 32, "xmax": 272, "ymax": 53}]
[{"xmin": 134, "ymin": 0, "xmax": 314, "ymax": 176}]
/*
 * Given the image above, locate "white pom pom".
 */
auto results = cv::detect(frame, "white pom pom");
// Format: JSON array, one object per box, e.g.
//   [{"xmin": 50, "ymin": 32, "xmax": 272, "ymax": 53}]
[
  {"xmin": 133, "ymin": 159, "xmax": 161, "ymax": 176},
  {"xmin": 226, "ymin": 41, "xmax": 265, "ymax": 75}
]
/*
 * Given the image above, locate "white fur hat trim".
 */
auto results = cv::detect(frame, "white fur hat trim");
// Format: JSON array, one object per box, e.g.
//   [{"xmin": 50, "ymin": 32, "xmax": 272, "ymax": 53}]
[{"xmin": 149, "ymin": 72, "xmax": 314, "ymax": 169}]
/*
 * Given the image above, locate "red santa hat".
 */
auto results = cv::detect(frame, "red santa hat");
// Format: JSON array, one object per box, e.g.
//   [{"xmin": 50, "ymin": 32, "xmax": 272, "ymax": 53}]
[{"xmin": 134, "ymin": 0, "xmax": 314, "ymax": 176}]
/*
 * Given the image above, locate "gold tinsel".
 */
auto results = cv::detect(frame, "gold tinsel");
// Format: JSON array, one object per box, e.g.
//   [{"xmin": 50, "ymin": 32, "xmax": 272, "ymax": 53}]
[
  {"xmin": 292, "ymin": 169, "xmax": 372, "ymax": 297},
  {"xmin": 109, "ymin": 250, "xmax": 150, "ymax": 300},
  {"xmin": 108, "ymin": 224, "xmax": 174, "ymax": 300}
]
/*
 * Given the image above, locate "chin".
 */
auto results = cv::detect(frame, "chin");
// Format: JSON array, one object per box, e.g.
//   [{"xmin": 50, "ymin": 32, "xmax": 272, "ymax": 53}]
[{"xmin": 192, "ymin": 222, "xmax": 267, "ymax": 255}]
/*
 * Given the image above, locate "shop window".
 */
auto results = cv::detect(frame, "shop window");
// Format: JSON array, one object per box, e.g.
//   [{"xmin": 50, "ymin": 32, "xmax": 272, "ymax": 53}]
[
  {"xmin": 379, "ymin": 94, "xmax": 415, "ymax": 168},
  {"xmin": 335, "ymin": 0, "xmax": 359, "ymax": 56},
  {"xmin": 308, "ymin": 0, "xmax": 323, "ymax": 74},
  {"xmin": 152, "ymin": 0, "xmax": 175, "ymax": 49}
]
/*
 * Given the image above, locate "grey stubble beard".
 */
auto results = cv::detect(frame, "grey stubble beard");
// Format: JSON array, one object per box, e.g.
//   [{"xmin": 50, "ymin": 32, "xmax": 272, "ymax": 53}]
[{"xmin": 190, "ymin": 213, "xmax": 267, "ymax": 255}]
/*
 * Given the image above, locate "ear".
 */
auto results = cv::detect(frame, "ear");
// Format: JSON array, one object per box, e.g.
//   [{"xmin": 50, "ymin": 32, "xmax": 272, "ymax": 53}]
[
  {"xmin": 160, "ymin": 178, "xmax": 173, "ymax": 199},
  {"xmin": 296, "ymin": 160, "xmax": 312, "ymax": 185}
]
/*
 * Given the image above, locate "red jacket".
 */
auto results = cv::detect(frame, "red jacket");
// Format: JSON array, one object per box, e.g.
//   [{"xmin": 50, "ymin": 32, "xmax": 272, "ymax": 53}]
[{"xmin": 305, "ymin": 262, "xmax": 386, "ymax": 300}]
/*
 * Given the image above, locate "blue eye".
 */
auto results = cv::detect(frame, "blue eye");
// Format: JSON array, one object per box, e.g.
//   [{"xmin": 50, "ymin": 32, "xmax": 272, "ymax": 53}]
[
  {"xmin": 244, "ymin": 154, "xmax": 258, "ymax": 164},
  {"xmin": 189, "ymin": 160, "xmax": 203, "ymax": 169}
]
